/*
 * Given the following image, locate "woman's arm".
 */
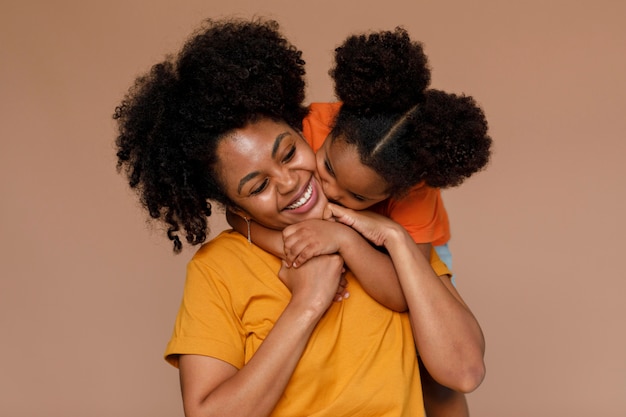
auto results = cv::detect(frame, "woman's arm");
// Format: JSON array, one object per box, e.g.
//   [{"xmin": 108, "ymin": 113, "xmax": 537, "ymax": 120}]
[
  {"xmin": 327, "ymin": 204, "xmax": 486, "ymax": 393},
  {"xmin": 179, "ymin": 254, "xmax": 344, "ymax": 417}
]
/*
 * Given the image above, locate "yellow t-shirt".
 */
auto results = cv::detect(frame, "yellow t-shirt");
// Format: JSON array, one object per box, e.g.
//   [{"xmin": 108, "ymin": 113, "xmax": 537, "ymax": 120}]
[{"xmin": 165, "ymin": 230, "xmax": 450, "ymax": 416}]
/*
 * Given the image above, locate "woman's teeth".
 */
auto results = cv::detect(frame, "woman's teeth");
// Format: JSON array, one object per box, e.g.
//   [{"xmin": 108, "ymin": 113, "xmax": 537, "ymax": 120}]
[{"xmin": 285, "ymin": 182, "xmax": 313, "ymax": 210}]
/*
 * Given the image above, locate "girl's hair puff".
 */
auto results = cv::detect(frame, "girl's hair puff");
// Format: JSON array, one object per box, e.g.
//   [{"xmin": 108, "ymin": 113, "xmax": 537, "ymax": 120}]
[
  {"xmin": 330, "ymin": 28, "xmax": 492, "ymax": 197},
  {"xmin": 331, "ymin": 27, "xmax": 430, "ymax": 114}
]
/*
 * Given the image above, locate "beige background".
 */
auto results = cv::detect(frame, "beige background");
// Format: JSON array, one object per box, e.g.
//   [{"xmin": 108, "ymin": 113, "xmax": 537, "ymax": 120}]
[{"xmin": 1, "ymin": 0, "xmax": 625, "ymax": 415}]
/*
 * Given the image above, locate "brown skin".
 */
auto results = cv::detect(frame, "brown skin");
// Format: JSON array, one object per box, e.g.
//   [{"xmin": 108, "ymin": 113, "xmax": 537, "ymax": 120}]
[
  {"xmin": 420, "ymin": 360, "xmax": 471, "ymax": 417},
  {"xmin": 316, "ymin": 136, "xmax": 390, "ymax": 209},
  {"xmin": 216, "ymin": 119, "xmax": 328, "ymax": 230}
]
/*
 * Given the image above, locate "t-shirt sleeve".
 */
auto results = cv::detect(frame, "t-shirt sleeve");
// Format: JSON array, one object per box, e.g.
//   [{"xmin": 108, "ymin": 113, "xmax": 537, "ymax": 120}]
[
  {"xmin": 164, "ymin": 258, "xmax": 245, "ymax": 369},
  {"xmin": 387, "ymin": 185, "xmax": 450, "ymax": 246},
  {"xmin": 429, "ymin": 246, "xmax": 451, "ymax": 277},
  {"xmin": 302, "ymin": 102, "xmax": 342, "ymax": 152}
]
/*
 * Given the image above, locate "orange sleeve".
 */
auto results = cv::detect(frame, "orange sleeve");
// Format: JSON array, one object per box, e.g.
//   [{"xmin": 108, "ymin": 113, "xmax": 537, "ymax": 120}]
[
  {"xmin": 301, "ymin": 102, "xmax": 342, "ymax": 152},
  {"xmin": 377, "ymin": 184, "xmax": 451, "ymax": 246}
]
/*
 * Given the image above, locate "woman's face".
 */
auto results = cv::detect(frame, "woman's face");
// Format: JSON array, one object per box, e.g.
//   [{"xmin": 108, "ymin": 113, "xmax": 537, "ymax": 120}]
[
  {"xmin": 216, "ymin": 118, "xmax": 328, "ymax": 230},
  {"xmin": 315, "ymin": 135, "xmax": 390, "ymax": 210}
]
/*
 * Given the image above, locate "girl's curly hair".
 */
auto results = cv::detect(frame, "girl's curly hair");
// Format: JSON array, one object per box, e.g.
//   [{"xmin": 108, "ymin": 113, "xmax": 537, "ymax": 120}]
[
  {"xmin": 114, "ymin": 18, "xmax": 308, "ymax": 252},
  {"xmin": 331, "ymin": 27, "xmax": 431, "ymax": 114},
  {"xmin": 330, "ymin": 27, "xmax": 492, "ymax": 197}
]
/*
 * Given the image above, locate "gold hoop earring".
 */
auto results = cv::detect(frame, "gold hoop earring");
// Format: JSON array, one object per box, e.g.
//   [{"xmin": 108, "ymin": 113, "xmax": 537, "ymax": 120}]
[{"xmin": 244, "ymin": 216, "xmax": 252, "ymax": 245}]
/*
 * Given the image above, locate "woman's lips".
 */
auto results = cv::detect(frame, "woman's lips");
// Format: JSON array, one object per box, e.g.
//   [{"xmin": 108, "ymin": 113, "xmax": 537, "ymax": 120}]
[
  {"xmin": 285, "ymin": 181, "xmax": 313, "ymax": 210},
  {"xmin": 283, "ymin": 178, "xmax": 319, "ymax": 214}
]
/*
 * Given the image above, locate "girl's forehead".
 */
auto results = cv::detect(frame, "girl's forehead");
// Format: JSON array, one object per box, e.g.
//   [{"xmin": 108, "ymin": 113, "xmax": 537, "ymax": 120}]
[{"xmin": 328, "ymin": 140, "xmax": 388, "ymax": 196}]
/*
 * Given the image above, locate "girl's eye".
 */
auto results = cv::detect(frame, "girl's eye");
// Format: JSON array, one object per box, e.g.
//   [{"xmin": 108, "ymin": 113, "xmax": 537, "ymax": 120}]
[
  {"xmin": 324, "ymin": 159, "xmax": 335, "ymax": 177},
  {"xmin": 282, "ymin": 146, "xmax": 296, "ymax": 163},
  {"xmin": 352, "ymin": 194, "xmax": 366, "ymax": 202},
  {"xmin": 250, "ymin": 179, "xmax": 269, "ymax": 195}
]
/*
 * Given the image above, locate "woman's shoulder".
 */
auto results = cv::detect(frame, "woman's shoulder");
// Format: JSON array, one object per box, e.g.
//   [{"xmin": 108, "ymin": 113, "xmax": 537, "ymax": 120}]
[
  {"xmin": 190, "ymin": 230, "xmax": 281, "ymax": 278},
  {"xmin": 192, "ymin": 230, "xmax": 247, "ymax": 259}
]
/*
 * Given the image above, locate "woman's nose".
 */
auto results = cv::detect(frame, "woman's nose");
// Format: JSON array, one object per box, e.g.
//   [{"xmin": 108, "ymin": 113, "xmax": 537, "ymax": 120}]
[{"xmin": 275, "ymin": 169, "xmax": 298, "ymax": 195}]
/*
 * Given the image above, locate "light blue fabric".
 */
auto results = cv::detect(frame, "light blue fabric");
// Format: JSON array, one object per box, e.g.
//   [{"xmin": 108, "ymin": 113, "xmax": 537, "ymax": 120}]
[{"xmin": 434, "ymin": 243, "xmax": 455, "ymax": 286}]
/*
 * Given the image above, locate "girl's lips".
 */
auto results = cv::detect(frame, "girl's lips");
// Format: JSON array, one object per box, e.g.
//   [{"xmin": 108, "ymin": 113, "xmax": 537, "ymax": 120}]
[{"xmin": 283, "ymin": 178, "xmax": 319, "ymax": 214}]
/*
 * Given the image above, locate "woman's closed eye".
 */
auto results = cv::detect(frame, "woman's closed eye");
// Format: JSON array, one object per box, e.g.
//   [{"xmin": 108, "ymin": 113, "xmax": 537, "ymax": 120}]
[
  {"xmin": 250, "ymin": 179, "xmax": 269, "ymax": 195},
  {"xmin": 282, "ymin": 145, "xmax": 296, "ymax": 163},
  {"xmin": 247, "ymin": 144, "xmax": 297, "ymax": 196}
]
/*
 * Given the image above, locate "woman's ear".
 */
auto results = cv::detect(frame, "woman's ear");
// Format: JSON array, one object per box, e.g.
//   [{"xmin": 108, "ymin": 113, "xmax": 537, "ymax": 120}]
[
  {"xmin": 225, "ymin": 207, "xmax": 252, "ymax": 244},
  {"xmin": 227, "ymin": 206, "xmax": 250, "ymax": 221}
]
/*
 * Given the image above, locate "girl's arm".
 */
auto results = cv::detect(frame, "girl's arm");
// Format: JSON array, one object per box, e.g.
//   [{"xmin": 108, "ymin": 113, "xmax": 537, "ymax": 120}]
[
  {"xmin": 282, "ymin": 218, "xmax": 417, "ymax": 311},
  {"xmin": 228, "ymin": 210, "xmax": 426, "ymax": 313},
  {"xmin": 327, "ymin": 204, "xmax": 486, "ymax": 393},
  {"xmin": 179, "ymin": 254, "xmax": 344, "ymax": 417},
  {"xmin": 226, "ymin": 211, "xmax": 349, "ymax": 302}
]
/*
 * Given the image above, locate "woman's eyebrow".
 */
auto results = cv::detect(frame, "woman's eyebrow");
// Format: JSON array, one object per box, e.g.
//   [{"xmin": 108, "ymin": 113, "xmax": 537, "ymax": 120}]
[
  {"xmin": 271, "ymin": 131, "xmax": 291, "ymax": 158},
  {"xmin": 238, "ymin": 171, "xmax": 260, "ymax": 195}
]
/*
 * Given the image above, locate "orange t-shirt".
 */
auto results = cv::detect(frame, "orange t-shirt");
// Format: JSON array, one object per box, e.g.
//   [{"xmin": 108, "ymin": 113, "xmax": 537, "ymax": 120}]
[{"xmin": 302, "ymin": 102, "xmax": 450, "ymax": 246}]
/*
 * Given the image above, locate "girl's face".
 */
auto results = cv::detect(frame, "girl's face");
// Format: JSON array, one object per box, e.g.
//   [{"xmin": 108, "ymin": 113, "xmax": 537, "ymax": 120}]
[
  {"xmin": 216, "ymin": 118, "xmax": 328, "ymax": 230},
  {"xmin": 316, "ymin": 135, "xmax": 390, "ymax": 210}
]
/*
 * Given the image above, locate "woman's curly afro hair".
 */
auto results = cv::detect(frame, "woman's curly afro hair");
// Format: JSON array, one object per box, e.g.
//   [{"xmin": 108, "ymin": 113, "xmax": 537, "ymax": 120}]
[
  {"xmin": 330, "ymin": 27, "xmax": 492, "ymax": 197},
  {"xmin": 114, "ymin": 18, "xmax": 308, "ymax": 252}
]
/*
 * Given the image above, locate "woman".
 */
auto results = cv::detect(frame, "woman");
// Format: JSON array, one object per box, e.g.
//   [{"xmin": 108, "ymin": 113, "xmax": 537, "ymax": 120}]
[{"xmin": 114, "ymin": 18, "xmax": 484, "ymax": 416}]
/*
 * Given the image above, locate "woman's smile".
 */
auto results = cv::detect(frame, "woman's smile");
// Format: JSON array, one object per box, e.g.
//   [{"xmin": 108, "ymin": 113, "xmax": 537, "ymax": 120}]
[{"xmin": 284, "ymin": 178, "xmax": 316, "ymax": 212}]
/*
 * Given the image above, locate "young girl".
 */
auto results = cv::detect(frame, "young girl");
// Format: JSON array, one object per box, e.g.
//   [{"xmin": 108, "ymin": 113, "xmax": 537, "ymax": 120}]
[{"xmin": 230, "ymin": 28, "xmax": 492, "ymax": 416}]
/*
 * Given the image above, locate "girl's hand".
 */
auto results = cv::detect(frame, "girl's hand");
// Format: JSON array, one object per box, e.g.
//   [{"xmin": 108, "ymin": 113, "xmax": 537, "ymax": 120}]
[
  {"xmin": 323, "ymin": 203, "xmax": 404, "ymax": 247},
  {"xmin": 282, "ymin": 219, "xmax": 349, "ymax": 267}
]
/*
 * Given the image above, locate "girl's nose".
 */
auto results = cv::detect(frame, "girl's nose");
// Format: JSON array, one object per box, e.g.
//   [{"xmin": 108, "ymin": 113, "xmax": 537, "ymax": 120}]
[{"xmin": 321, "ymin": 179, "xmax": 341, "ymax": 203}]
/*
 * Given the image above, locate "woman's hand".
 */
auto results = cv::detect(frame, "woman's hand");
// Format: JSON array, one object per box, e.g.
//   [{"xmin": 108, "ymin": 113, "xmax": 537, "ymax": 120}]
[
  {"xmin": 278, "ymin": 253, "xmax": 346, "ymax": 314},
  {"xmin": 334, "ymin": 274, "xmax": 349, "ymax": 302}
]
